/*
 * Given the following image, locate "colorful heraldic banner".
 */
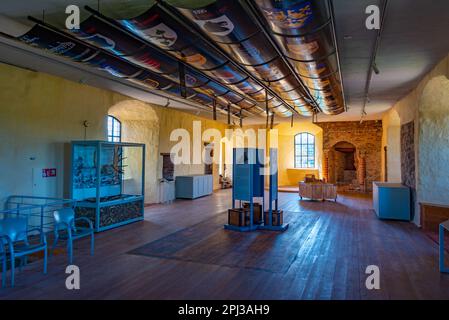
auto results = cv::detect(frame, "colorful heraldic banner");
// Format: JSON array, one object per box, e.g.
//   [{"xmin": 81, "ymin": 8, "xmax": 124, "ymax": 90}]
[
  {"xmin": 81, "ymin": 5, "xmax": 257, "ymax": 110},
  {"xmin": 258, "ymin": 0, "xmax": 315, "ymax": 31},
  {"xmin": 83, "ymin": 52, "xmax": 142, "ymax": 78},
  {"xmin": 114, "ymin": 5, "xmax": 254, "ymax": 94},
  {"xmin": 254, "ymin": 0, "xmax": 344, "ymax": 115},
  {"xmin": 168, "ymin": 0, "xmax": 311, "ymax": 117},
  {"xmin": 183, "ymin": 0, "xmax": 258, "ymax": 43},
  {"xmin": 73, "ymin": 16, "xmax": 179, "ymax": 78},
  {"xmin": 118, "ymin": 6, "xmax": 227, "ymax": 71},
  {"xmin": 18, "ymin": 25, "xmax": 98, "ymax": 62},
  {"xmin": 15, "ymin": 24, "xmax": 184, "ymax": 96}
]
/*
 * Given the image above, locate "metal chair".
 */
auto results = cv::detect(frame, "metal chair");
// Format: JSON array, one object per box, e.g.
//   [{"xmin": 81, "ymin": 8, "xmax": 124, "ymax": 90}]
[
  {"xmin": 52, "ymin": 208, "xmax": 94, "ymax": 264},
  {"xmin": 0, "ymin": 217, "xmax": 47, "ymax": 287}
]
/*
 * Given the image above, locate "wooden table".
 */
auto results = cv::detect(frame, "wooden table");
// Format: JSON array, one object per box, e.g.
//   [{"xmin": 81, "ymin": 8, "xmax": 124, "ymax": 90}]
[{"xmin": 299, "ymin": 182, "xmax": 337, "ymax": 202}]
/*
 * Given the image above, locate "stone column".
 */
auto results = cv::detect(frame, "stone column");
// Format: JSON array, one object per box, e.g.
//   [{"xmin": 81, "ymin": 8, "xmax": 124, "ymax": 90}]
[
  {"xmin": 357, "ymin": 151, "xmax": 366, "ymax": 192},
  {"xmin": 328, "ymin": 150, "xmax": 335, "ymax": 183}
]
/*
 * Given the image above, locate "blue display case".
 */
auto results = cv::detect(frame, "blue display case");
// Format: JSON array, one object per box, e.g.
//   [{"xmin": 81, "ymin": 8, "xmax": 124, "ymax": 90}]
[
  {"xmin": 70, "ymin": 141, "xmax": 145, "ymax": 232},
  {"xmin": 175, "ymin": 175, "xmax": 213, "ymax": 199},
  {"xmin": 373, "ymin": 182, "xmax": 411, "ymax": 221},
  {"xmin": 225, "ymin": 148, "xmax": 264, "ymax": 232},
  {"xmin": 224, "ymin": 148, "xmax": 288, "ymax": 233}
]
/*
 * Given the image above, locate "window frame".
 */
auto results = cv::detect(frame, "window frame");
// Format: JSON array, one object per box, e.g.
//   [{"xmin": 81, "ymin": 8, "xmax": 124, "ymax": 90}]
[
  {"xmin": 107, "ymin": 115, "xmax": 122, "ymax": 142},
  {"xmin": 294, "ymin": 132, "xmax": 316, "ymax": 169}
]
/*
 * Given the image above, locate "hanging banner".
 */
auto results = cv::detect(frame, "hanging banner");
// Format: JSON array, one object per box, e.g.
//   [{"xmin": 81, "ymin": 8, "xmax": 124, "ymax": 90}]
[
  {"xmin": 184, "ymin": 68, "xmax": 210, "ymax": 88},
  {"xmin": 221, "ymin": 32, "xmax": 277, "ymax": 66},
  {"xmin": 277, "ymin": 24, "xmax": 334, "ymax": 62},
  {"xmin": 237, "ymin": 99, "xmax": 256, "ymax": 110},
  {"xmin": 256, "ymin": 0, "xmax": 315, "ymax": 32},
  {"xmin": 74, "ymin": 16, "xmax": 145, "ymax": 56},
  {"xmin": 14, "ymin": 23, "xmax": 207, "ymax": 104},
  {"xmin": 117, "ymin": 6, "xmax": 228, "ymax": 71},
  {"xmin": 197, "ymin": 81, "xmax": 228, "ymax": 97},
  {"xmin": 81, "ymin": 52, "xmax": 141, "ymax": 78},
  {"xmin": 207, "ymin": 64, "xmax": 247, "ymax": 85},
  {"xmin": 60, "ymin": 9, "xmax": 257, "ymax": 112},
  {"xmin": 128, "ymin": 70, "xmax": 174, "ymax": 90},
  {"xmin": 168, "ymin": 0, "xmax": 314, "ymax": 117},
  {"xmin": 254, "ymin": 0, "xmax": 344, "ymax": 115},
  {"xmin": 17, "ymin": 25, "xmax": 139, "ymax": 78},
  {"xmin": 70, "ymin": 15, "xmax": 179, "ymax": 77},
  {"xmin": 17, "ymin": 25, "xmax": 97, "ymax": 62},
  {"xmin": 190, "ymin": 92, "xmax": 214, "ymax": 106},
  {"xmin": 233, "ymin": 79, "xmax": 263, "ymax": 95},
  {"xmin": 224, "ymin": 91, "xmax": 244, "ymax": 104},
  {"xmin": 173, "ymin": 0, "xmax": 258, "ymax": 43},
  {"xmin": 101, "ymin": 4, "xmax": 258, "ymax": 112}
]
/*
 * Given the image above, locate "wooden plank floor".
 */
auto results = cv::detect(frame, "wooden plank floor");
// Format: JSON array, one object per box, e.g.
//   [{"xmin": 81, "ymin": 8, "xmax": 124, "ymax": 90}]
[{"xmin": 1, "ymin": 190, "xmax": 449, "ymax": 300}]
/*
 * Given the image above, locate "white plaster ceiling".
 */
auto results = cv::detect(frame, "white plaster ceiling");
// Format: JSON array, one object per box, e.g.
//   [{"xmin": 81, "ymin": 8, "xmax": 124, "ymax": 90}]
[
  {"xmin": 329, "ymin": 0, "xmax": 449, "ymax": 122},
  {"xmin": 1, "ymin": 0, "xmax": 449, "ymax": 124}
]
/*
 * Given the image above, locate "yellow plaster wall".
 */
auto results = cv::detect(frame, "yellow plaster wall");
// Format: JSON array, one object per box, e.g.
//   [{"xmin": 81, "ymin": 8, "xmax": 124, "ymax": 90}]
[
  {"xmin": 381, "ymin": 53, "xmax": 449, "ymax": 225},
  {"xmin": 274, "ymin": 121, "xmax": 323, "ymax": 186},
  {"xmin": 0, "ymin": 63, "xmax": 228, "ymax": 205}
]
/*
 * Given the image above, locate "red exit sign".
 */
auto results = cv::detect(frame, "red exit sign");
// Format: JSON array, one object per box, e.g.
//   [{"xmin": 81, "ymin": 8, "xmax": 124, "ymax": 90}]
[{"xmin": 42, "ymin": 168, "xmax": 57, "ymax": 178}]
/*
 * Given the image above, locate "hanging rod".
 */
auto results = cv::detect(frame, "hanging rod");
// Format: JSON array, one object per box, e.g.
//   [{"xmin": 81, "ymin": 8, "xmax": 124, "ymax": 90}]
[
  {"xmin": 156, "ymin": 0, "xmax": 300, "ymax": 117},
  {"xmin": 328, "ymin": 0, "xmax": 348, "ymax": 113},
  {"xmin": 361, "ymin": 0, "xmax": 389, "ymax": 120}
]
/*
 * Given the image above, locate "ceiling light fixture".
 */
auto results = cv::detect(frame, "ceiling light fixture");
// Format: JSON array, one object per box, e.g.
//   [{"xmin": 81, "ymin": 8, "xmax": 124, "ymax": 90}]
[{"xmin": 361, "ymin": 0, "xmax": 389, "ymax": 119}]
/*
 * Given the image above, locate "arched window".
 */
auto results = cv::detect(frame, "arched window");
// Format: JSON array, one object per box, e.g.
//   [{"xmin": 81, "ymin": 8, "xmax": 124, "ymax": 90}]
[
  {"xmin": 107, "ymin": 115, "xmax": 121, "ymax": 142},
  {"xmin": 295, "ymin": 132, "xmax": 315, "ymax": 168}
]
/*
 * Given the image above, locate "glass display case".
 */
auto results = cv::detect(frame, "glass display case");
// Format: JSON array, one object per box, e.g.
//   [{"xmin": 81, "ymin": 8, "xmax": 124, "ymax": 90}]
[{"xmin": 70, "ymin": 141, "xmax": 146, "ymax": 232}]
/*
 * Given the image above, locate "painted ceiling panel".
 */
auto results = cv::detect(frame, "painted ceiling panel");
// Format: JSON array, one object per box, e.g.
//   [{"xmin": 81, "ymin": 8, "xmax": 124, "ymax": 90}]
[{"xmin": 0, "ymin": 0, "xmax": 448, "ymax": 123}]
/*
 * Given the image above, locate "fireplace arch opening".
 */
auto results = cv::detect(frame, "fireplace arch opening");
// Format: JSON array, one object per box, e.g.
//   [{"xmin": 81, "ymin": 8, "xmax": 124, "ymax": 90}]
[{"xmin": 329, "ymin": 141, "xmax": 359, "ymax": 191}]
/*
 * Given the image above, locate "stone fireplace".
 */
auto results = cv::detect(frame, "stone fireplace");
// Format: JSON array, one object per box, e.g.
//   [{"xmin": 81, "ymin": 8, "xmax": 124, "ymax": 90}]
[
  {"xmin": 329, "ymin": 141, "xmax": 357, "ymax": 186},
  {"xmin": 318, "ymin": 121, "xmax": 382, "ymax": 192}
]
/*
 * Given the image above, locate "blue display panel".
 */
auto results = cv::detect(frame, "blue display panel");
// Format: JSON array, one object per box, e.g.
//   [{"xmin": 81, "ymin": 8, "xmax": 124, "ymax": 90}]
[
  {"xmin": 270, "ymin": 148, "xmax": 278, "ymax": 200},
  {"xmin": 233, "ymin": 164, "xmax": 252, "ymax": 202},
  {"xmin": 233, "ymin": 148, "xmax": 264, "ymax": 201}
]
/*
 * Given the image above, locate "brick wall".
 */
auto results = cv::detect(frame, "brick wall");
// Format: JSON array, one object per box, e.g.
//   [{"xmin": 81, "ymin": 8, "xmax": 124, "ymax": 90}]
[{"xmin": 318, "ymin": 121, "xmax": 383, "ymax": 191}]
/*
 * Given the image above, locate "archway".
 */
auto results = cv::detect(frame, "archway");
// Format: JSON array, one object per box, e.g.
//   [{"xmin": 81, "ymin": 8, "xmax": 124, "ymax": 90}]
[
  {"xmin": 108, "ymin": 100, "xmax": 160, "ymax": 204},
  {"xmin": 328, "ymin": 141, "xmax": 358, "ymax": 190}
]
